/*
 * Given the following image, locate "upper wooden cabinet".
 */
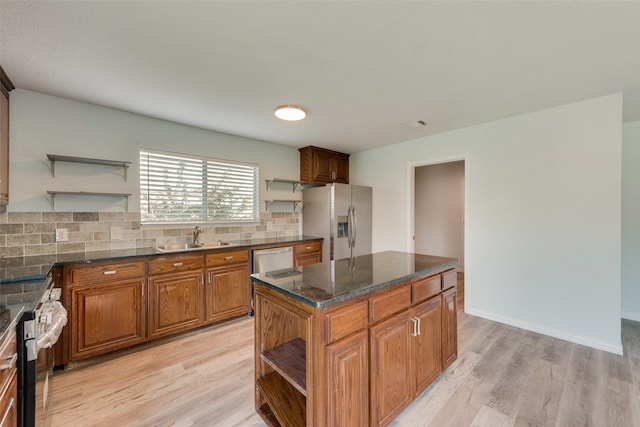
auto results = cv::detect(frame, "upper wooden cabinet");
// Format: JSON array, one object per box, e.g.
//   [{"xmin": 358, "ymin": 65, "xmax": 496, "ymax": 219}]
[
  {"xmin": 0, "ymin": 66, "xmax": 15, "ymax": 212},
  {"xmin": 299, "ymin": 146, "xmax": 349, "ymax": 184}
]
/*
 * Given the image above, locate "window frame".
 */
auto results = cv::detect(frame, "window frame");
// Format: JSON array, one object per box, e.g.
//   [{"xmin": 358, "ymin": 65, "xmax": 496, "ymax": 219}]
[{"xmin": 139, "ymin": 148, "xmax": 259, "ymax": 225}]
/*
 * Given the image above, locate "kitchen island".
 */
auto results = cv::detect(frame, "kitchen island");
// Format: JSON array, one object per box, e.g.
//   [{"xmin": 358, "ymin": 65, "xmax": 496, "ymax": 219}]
[{"xmin": 251, "ymin": 251, "xmax": 458, "ymax": 427}]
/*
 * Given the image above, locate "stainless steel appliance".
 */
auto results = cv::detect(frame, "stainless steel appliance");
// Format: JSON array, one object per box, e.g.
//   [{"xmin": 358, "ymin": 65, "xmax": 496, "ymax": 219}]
[
  {"xmin": 303, "ymin": 183, "xmax": 372, "ymax": 261},
  {"xmin": 252, "ymin": 246, "xmax": 293, "ymax": 273},
  {"xmin": 17, "ymin": 278, "xmax": 67, "ymax": 427}
]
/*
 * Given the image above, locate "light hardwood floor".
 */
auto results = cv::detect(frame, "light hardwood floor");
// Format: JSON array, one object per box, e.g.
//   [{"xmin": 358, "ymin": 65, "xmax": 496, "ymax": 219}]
[{"xmin": 48, "ymin": 277, "xmax": 640, "ymax": 427}]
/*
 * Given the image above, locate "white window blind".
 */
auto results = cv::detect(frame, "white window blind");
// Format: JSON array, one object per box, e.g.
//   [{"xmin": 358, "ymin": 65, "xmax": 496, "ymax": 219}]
[{"xmin": 140, "ymin": 149, "xmax": 259, "ymax": 223}]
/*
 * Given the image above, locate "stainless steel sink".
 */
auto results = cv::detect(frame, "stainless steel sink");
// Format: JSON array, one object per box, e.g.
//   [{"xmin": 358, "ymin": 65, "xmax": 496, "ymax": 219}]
[
  {"xmin": 199, "ymin": 241, "xmax": 233, "ymax": 248},
  {"xmin": 155, "ymin": 241, "xmax": 233, "ymax": 252}
]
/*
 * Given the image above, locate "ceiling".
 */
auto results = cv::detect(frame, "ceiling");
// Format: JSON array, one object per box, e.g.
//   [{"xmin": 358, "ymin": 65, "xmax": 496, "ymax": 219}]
[{"xmin": 1, "ymin": 1, "xmax": 640, "ymax": 154}]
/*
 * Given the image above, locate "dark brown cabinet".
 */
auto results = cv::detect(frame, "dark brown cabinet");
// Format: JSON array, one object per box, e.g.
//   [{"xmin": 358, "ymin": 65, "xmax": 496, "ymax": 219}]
[
  {"xmin": 205, "ymin": 249, "xmax": 251, "ymax": 322},
  {"xmin": 299, "ymin": 146, "xmax": 349, "ymax": 184},
  {"xmin": 65, "ymin": 260, "xmax": 147, "ymax": 361},
  {"xmin": 0, "ymin": 66, "xmax": 15, "ymax": 211}
]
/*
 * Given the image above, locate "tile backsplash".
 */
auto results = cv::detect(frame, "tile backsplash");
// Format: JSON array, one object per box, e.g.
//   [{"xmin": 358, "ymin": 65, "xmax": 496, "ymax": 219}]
[{"xmin": 0, "ymin": 211, "xmax": 301, "ymax": 257}]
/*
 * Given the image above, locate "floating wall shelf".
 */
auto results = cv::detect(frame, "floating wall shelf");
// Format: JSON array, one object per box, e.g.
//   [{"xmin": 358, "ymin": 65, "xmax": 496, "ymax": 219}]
[
  {"xmin": 46, "ymin": 191, "xmax": 132, "ymax": 211},
  {"xmin": 47, "ymin": 154, "xmax": 132, "ymax": 181},
  {"xmin": 265, "ymin": 199, "xmax": 302, "ymax": 211},
  {"xmin": 265, "ymin": 178, "xmax": 322, "ymax": 193}
]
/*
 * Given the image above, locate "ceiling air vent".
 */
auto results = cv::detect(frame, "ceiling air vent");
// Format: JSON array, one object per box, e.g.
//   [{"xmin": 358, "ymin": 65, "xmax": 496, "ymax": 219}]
[{"xmin": 400, "ymin": 120, "xmax": 428, "ymax": 128}]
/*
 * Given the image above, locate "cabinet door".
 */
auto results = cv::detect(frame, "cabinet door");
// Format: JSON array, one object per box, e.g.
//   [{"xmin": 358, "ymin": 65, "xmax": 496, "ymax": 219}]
[
  {"xmin": 370, "ymin": 311, "xmax": 411, "ymax": 427},
  {"xmin": 206, "ymin": 263, "xmax": 250, "ymax": 322},
  {"xmin": 327, "ymin": 331, "xmax": 368, "ymax": 427},
  {"xmin": 412, "ymin": 296, "xmax": 442, "ymax": 395},
  {"xmin": 312, "ymin": 149, "xmax": 334, "ymax": 182},
  {"xmin": 441, "ymin": 287, "xmax": 458, "ymax": 369},
  {"xmin": 70, "ymin": 279, "xmax": 146, "ymax": 360},
  {"xmin": 149, "ymin": 271, "xmax": 204, "ymax": 338},
  {"xmin": 332, "ymin": 155, "xmax": 349, "ymax": 183}
]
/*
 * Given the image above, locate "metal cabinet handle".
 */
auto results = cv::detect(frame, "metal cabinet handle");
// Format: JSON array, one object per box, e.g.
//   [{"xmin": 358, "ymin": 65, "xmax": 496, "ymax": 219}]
[
  {"xmin": 416, "ymin": 316, "xmax": 421, "ymax": 336},
  {"xmin": 0, "ymin": 396, "xmax": 15, "ymax": 426},
  {"xmin": 410, "ymin": 317, "xmax": 419, "ymax": 337},
  {"xmin": 173, "ymin": 262, "xmax": 183, "ymax": 267},
  {"xmin": 103, "ymin": 270, "xmax": 117, "ymax": 275},
  {"xmin": 225, "ymin": 256, "xmax": 233, "ymax": 261}
]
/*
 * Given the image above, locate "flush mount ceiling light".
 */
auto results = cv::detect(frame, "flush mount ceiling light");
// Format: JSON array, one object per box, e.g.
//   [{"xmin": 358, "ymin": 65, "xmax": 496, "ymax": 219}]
[{"xmin": 274, "ymin": 105, "xmax": 307, "ymax": 121}]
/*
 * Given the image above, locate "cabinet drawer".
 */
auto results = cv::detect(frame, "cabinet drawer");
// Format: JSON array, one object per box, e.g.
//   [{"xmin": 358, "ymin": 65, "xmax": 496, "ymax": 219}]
[
  {"xmin": 148, "ymin": 254, "xmax": 204, "ymax": 275},
  {"xmin": 207, "ymin": 249, "xmax": 249, "ymax": 267},
  {"xmin": 412, "ymin": 274, "xmax": 441, "ymax": 304},
  {"xmin": 294, "ymin": 241, "xmax": 321, "ymax": 255},
  {"xmin": 369, "ymin": 285, "xmax": 412, "ymax": 323},
  {"xmin": 442, "ymin": 269, "xmax": 457, "ymax": 290},
  {"xmin": 68, "ymin": 260, "xmax": 146, "ymax": 284},
  {"xmin": 326, "ymin": 300, "xmax": 368, "ymax": 343}
]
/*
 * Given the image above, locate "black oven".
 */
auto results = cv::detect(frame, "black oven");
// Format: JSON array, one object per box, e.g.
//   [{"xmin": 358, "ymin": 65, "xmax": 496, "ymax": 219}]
[{"xmin": 17, "ymin": 277, "xmax": 67, "ymax": 427}]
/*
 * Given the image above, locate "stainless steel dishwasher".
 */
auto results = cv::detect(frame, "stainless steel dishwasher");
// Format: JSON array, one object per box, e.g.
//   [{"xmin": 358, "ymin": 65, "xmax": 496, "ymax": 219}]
[
  {"xmin": 250, "ymin": 246, "xmax": 294, "ymax": 316},
  {"xmin": 253, "ymin": 246, "xmax": 294, "ymax": 274}
]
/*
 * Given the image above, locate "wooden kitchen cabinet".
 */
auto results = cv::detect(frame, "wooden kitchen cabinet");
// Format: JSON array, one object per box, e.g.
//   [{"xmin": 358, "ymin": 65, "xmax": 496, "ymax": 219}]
[
  {"xmin": 299, "ymin": 146, "xmax": 349, "ymax": 184},
  {"xmin": 205, "ymin": 249, "xmax": 251, "ymax": 322},
  {"xmin": 441, "ymin": 285, "xmax": 458, "ymax": 369},
  {"xmin": 148, "ymin": 254, "xmax": 205, "ymax": 338},
  {"xmin": 294, "ymin": 241, "xmax": 322, "ymax": 267},
  {"xmin": 254, "ymin": 263, "xmax": 458, "ymax": 427},
  {"xmin": 0, "ymin": 66, "xmax": 15, "ymax": 211},
  {"xmin": 65, "ymin": 260, "xmax": 147, "ymax": 361}
]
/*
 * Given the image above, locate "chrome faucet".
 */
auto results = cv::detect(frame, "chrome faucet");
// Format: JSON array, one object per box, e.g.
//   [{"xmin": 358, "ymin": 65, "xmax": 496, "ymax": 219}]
[{"xmin": 193, "ymin": 226, "xmax": 204, "ymax": 245}]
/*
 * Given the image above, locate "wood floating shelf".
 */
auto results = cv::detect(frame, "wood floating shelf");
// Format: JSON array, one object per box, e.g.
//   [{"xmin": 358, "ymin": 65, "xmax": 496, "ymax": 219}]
[
  {"xmin": 260, "ymin": 338, "xmax": 307, "ymax": 395},
  {"xmin": 256, "ymin": 372, "xmax": 306, "ymax": 427},
  {"xmin": 47, "ymin": 154, "xmax": 132, "ymax": 181},
  {"xmin": 46, "ymin": 191, "xmax": 132, "ymax": 211}
]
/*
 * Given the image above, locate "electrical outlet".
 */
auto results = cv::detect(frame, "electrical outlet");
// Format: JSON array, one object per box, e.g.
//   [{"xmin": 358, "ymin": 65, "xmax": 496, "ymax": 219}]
[
  {"xmin": 110, "ymin": 227, "xmax": 122, "ymax": 240},
  {"xmin": 55, "ymin": 228, "xmax": 68, "ymax": 242}
]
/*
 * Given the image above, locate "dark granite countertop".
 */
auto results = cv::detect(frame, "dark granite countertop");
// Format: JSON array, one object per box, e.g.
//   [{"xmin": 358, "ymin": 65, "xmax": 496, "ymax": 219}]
[
  {"xmin": 0, "ymin": 235, "xmax": 322, "ymax": 342},
  {"xmin": 251, "ymin": 251, "xmax": 458, "ymax": 308}
]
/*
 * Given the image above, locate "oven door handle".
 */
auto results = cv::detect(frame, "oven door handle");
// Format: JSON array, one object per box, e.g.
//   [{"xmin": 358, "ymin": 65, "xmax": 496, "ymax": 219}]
[{"xmin": 37, "ymin": 302, "xmax": 68, "ymax": 351}]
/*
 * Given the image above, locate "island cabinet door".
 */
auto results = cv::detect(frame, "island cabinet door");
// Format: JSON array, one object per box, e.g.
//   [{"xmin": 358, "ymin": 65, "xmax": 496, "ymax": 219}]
[
  {"xmin": 441, "ymin": 287, "xmax": 458, "ymax": 369},
  {"xmin": 369, "ymin": 311, "xmax": 412, "ymax": 427},
  {"xmin": 326, "ymin": 330, "xmax": 368, "ymax": 427},
  {"xmin": 412, "ymin": 296, "xmax": 442, "ymax": 396}
]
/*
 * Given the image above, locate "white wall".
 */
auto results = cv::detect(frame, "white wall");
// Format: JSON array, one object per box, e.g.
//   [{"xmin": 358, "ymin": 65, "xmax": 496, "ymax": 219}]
[
  {"xmin": 622, "ymin": 120, "xmax": 640, "ymax": 321},
  {"xmin": 414, "ymin": 161, "xmax": 465, "ymax": 271},
  {"xmin": 353, "ymin": 94, "xmax": 623, "ymax": 354},
  {"xmin": 9, "ymin": 89, "xmax": 300, "ymax": 215}
]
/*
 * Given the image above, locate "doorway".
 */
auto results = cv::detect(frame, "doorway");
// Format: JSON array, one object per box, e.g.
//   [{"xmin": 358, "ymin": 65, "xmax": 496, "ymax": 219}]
[{"xmin": 413, "ymin": 160, "xmax": 465, "ymax": 272}]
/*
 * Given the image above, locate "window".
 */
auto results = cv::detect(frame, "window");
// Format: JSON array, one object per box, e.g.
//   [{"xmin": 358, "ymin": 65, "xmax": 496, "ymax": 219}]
[{"xmin": 140, "ymin": 149, "xmax": 259, "ymax": 223}]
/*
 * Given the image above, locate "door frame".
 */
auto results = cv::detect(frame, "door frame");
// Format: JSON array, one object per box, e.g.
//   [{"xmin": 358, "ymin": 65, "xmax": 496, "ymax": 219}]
[{"xmin": 407, "ymin": 155, "xmax": 469, "ymax": 308}]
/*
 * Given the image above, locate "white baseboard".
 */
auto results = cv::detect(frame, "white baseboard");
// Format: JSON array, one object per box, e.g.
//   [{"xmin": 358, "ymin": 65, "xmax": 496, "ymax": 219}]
[
  {"xmin": 465, "ymin": 308, "xmax": 623, "ymax": 355},
  {"xmin": 622, "ymin": 311, "xmax": 640, "ymax": 322}
]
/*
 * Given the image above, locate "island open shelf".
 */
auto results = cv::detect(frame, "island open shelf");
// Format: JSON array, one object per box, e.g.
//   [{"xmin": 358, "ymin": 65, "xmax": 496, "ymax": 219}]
[{"xmin": 260, "ymin": 338, "xmax": 307, "ymax": 395}]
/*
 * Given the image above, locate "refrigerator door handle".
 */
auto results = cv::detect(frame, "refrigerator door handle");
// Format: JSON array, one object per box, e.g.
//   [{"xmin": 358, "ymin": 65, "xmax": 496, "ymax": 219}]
[
  {"xmin": 351, "ymin": 205, "xmax": 357, "ymax": 249},
  {"xmin": 347, "ymin": 206, "xmax": 353, "ymax": 248}
]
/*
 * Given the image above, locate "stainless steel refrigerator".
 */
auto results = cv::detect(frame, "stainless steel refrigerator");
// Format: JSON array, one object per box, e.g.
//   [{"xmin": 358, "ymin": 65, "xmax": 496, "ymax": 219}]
[{"xmin": 303, "ymin": 183, "xmax": 372, "ymax": 261}]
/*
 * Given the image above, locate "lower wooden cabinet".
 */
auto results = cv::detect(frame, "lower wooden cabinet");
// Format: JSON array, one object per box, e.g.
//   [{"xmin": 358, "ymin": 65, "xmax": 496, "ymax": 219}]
[
  {"xmin": 294, "ymin": 241, "xmax": 322, "ymax": 267},
  {"xmin": 148, "ymin": 270, "xmax": 204, "ymax": 338},
  {"xmin": 370, "ymin": 311, "xmax": 412, "ymax": 427},
  {"xmin": 206, "ymin": 262, "xmax": 251, "ymax": 322},
  {"xmin": 327, "ymin": 331, "xmax": 369, "ymax": 427},
  {"xmin": 441, "ymin": 286, "xmax": 458, "ymax": 369},
  {"xmin": 70, "ymin": 279, "xmax": 146, "ymax": 360}
]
